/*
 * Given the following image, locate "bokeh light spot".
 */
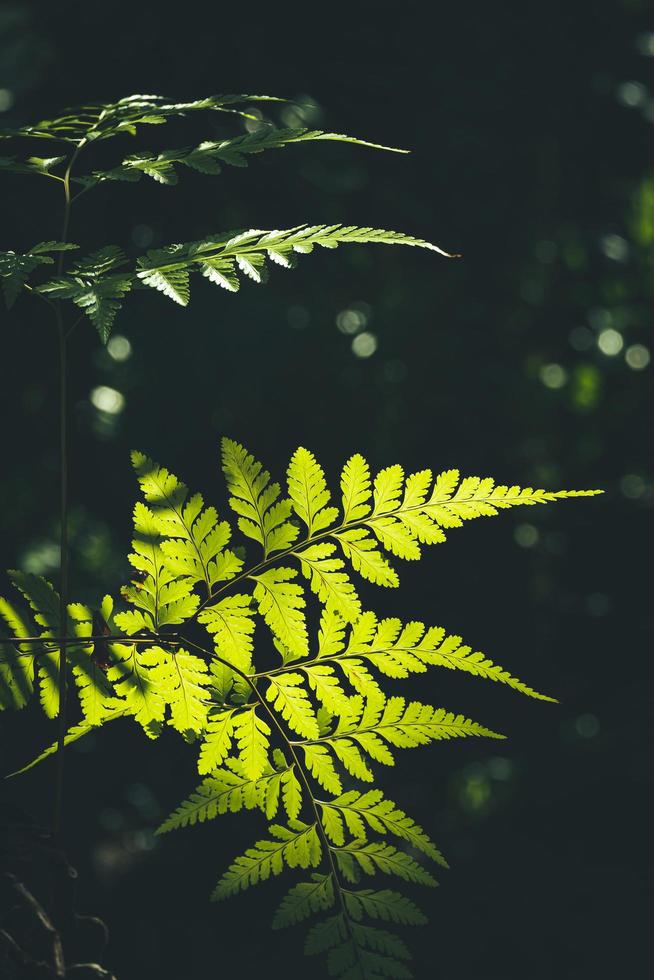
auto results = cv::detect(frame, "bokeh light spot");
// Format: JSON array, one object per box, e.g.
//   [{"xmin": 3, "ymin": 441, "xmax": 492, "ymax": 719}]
[
  {"xmin": 597, "ymin": 328, "xmax": 623, "ymax": 356},
  {"xmin": 107, "ymin": 335, "xmax": 132, "ymax": 362},
  {"xmin": 539, "ymin": 363, "xmax": 567, "ymax": 389},
  {"xmin": 625, "ymin": 344, "xmax": 650, "ymax": 370},
  {"xmin": 90, "ymin": 386, "xmax": 125, "ymax": 414},
  {"xmin": 352, "ymin": 332, "xmax": 377, "ymax": 358}
]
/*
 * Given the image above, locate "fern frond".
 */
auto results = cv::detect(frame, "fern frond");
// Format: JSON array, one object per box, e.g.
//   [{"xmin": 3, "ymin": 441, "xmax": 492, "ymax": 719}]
[
  {"xmin": 343, "ymin": 889, "xmax": 426, "ymax": 926},
  {"xmin": 252, "ymin": 568, "xmax": 308, "ymax": 659},
  {"xmin": 157, "ymin": 758, "xmax": 292, "ymax": 833},
  {"xmin": 305, "ymin": 915, "xmax": 412, "ymax": 978},
  {"xmin": 117, "ymin": 501, "xmax": 199, "ymax": 632},
  {"xmin": 297, "ymin": 543, "xmax": 361, "ymax": 623},
  {"xmin": 272, "ymin": 874, "xmax": 335, "ymax": 928},
  {"xmin": 221, "ymin": 438, "xmax": 298, "ymax": 556},
  {"xmin": 66, "ymin": 603, "xmax": 113, "ymax": 724},
  {"xmin": 8, "ymin": 571, "xmax": 62, "ymax": 717},
  {"xmin": 198, "ymin": 594, "xmax": 256, "ymax": 701},
  {"xmin": 212, "ymin": 820, "xmax": 322, "ymax": 900},
  {"xmin": 0, "ymin": 243, "xmax": 77, "ymax": 307},
  {"xmin": 198, "ymin": 708, "xmax": 238, "ymax": 773},
  {"xmin": 301, "ymin": 743, "xmax": 343, "ymax": 795},
  {"xmin": 265, "ymin": 673, "xmax": 320, "ymax": 739},
  {"xmin": 334, "ymin": 840, "xmax": 437, "ymax": 888},
  {"xmin": 37, "ymin": 246, "xmax": 130, "ymax": 341},
  {"xmin": 0, "ymin": 94, "xmax": 285, "ymax": 144},
  {"xmin": 231, "ymin": 706, "xmax": 272, "ymax": 780},
  {"xmin": 0, "ymin": 598, "xmax": 35, "ymax": 708},
  {"xmin": 311, "ymin": 611, "xmax": 554, "ymax": 700},
  {"xmin": 322, "ymin": 790, "xmax": 448, "ymax": 866},
  {"xmin": 304, "ymin": 694, "xmax": 503, "ymax": 776},
  {"xmin": 8, "ymin": 703, "xmax": 128, "ymax": 776},
  {"xmin": 281, "ymin": 765, "xmax": 303, "ymax": 820},
  {"xmin": 0, "ymin": 154, "xmax": 66, "ymax": 180},
  {"xmin": 131, "ymin": 451, "xmax": 240, "ymax": 592},
  {"xmin": 165, "ymin": 649, "xmax": 210, "ymax": 735},
  {"xmin": 301, "ymin": 663, "xmax": 353, "ymax": 716},
  {"xmin": 83, "ymin": 126, "xmax": 408, "ymax": 188},
  {"xmin": 287, "ymin": 447, "xmax": 339, "ymax": 536},
  {"xmin": 106, "ymin": 642, "xmax": 167, "ymax": 737}
]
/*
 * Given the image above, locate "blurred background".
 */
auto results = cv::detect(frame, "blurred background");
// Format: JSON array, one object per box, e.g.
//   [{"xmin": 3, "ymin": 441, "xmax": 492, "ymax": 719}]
[{"xmin": 0, "ymin": 1, "xmax": 652, "ymax": 977}]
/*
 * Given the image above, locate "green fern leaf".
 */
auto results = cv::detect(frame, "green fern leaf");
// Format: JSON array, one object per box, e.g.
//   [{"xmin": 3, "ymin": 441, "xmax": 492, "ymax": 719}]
[
  {"xmin": 336, "ymin": 529, "xmax": 399, "ymax": 588},
  {"xmin": 0, "ymin": 598, "xmax": 36, "ymax": 708},
  {"xmin": 8, "ymin": 703, "xmax": 128, "ymax": 776},
  {"xmin": 335, "ymin": 840, "xmax": 437, "ymax": 888},
  {"xmin": 118, "ymin": 501, "xmax": 199, "ymax": 631},
  {"xmin": 281, "ymin": 765, "xmax": 303, "ymax": 820},
  {"xmin": 157, "ymin": 759, "xmax": 289, "ymax": 833},
  {"xmin": 198, "ymin": 594, "xmax": 256, "ymax": 673},
  {"xmin": 253, "ymin": 568, "xmax": 308, "ymax": 659},
  {"xmin": 221, "ymin": 438, "xmax": 297, "ymax": 556},
  {"xmin": 0, "ymin": 94, "xmax": 285, "ymax": 144},
  {"xmin": 137, "ymin": 247, "xmax": 190, "ymax": 305},
  {"xmin": 8, "ymin": 571, "xmax": 62, "ymax": 717},
  {"xmin": 198, "ymin": 708, "xmax": 238, "ymax": 774},
  {"xmin": 298, "ymin": 543, "xmax": 361, "ymax": 622},
  {"xmin": 301, "ymin": 743, "xmax": 343, "ymax": 795},
  {"xmin": 272, "ymin": 874, "xmax": 335, "ymax": 929},
  {"xmin": 301, "ymin": 663, "xmax": 352, "ymax": 716},
  {"xmin": 265, "ymin": 673, "xmax": 319, "ymax": 739},
  {"xmin": 287, "ymin": 447, "xmax": 339, "ymax": 535},
  {"xmin": 323, "ymin": 790, "xmax": 447, "ymax": 866},
  {"xmin": 165, "ymin": 649, "xmax": 209, "ymax": 735},
  {"xmin": 232, "ymin": 706, "xmax": 271, "ymax": 780},
  {"xmin": 107, "ymin": 642, "xmax": 168, "ymax": 737},
  {"xmin": 84, "ymin": 126, "xmax": 407, "ymax": 188},
  {"xmin": 131, "ymin": 451, "xmax": 240, "ymax": 592},
  {"xmin": 212, "ymin": 820, "xmax": 322, "ymax": 900},
  {"xmin": 343, "ymin": 889, "xmax": 427, "ymax": 926},
  {"xmin": 66, "ymin": 603, "xmax": 113, "ymax": 724}
]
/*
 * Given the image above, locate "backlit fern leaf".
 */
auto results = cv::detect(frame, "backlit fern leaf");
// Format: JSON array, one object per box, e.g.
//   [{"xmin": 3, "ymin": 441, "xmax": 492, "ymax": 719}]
[
  {"xmin": 253, "ymin": 568, "xmax": 308, "ymax": 659},
  {"xmin": 232, "ymin": 706, "xmax": 272, "ymax": 780},
  {"xmin": 265, "ymin": 673, "xmax": 319, "ymax": 739},
  {"xmin": 273, "ymin": 873, "xmax": 335, "ymax": 928},
  {"xmin": 212, "ymin": 820, "xmax": 322, "ymax": 900},
  {"xmin": 334, "ymin": 840, "xmax": 437, "ymax": 888},
  {"xmin": 116, "ymin": 501, "xmax": 199, "ymax": 633},
  {"xmin": 0, "ymin": 242, "xmax": 77, "ymax": 307},
  {"xmin": 83, "ymin": 126, "xmax": 407, "ymax": 188},
  {"xmin": 221, "ymin": 438, "xmax": 298, "ymax": 557},
  {"xmin": 322, "ymin": 790, "xmax": 448, "ymax": 866},
  {"xmin": 107, "ymin": 642, "xmax": 167, "ymax": 737},
  {"xmin": 343, "ymin": 889, "xmax": 427, "ymax": 926},
  {"xmin": 157, "ymin": 758, "xmax": 293, "ymax": 833},
  {"xmin": 0, "ymin": 94, "xmax": 286, "ymax": 144},
  {"xmin": 311, "ymin": 610, "xmax": 554, "ymax": 700},
  {"xmin": 198, "ymin": 595, "xmax": 256, "ymax": 701},
  {"xmin": 131, "ymin": 451, "xmax": 240, "ymax": 593}
]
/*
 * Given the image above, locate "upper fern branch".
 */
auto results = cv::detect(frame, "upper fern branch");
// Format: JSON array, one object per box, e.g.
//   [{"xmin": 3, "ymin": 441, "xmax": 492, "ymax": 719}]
[
  {"xmin": 75, "ymin": 126, "xmax": 408, "ymax": 189},
  {"xmin": 0, "ymin": 94, "xmax": 286, "ymax": 145},
  {"xmin": 31, "ymin": 225, "xmax": 455, "ymax": 340}
]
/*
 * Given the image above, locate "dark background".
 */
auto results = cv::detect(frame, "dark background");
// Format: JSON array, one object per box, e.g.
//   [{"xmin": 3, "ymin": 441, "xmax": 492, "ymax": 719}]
[{"xmin": 1, "ymin": 2, "xmax": 652, "ymax": 978}]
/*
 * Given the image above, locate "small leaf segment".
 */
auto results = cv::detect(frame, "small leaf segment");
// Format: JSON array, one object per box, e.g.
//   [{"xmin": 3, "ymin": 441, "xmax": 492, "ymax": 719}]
[{"xmin": 0, "ymin": 441, "xmax": 601, "ymax": 976}]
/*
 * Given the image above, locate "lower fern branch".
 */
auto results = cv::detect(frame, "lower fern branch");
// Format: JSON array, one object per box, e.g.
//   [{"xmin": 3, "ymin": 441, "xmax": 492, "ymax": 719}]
[{"xmin": 184, "ymin": 638, "xmax": 366, "ymax": 974}]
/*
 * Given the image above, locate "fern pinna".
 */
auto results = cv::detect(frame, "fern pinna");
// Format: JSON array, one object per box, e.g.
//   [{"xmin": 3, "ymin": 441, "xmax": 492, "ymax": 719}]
[{"xmin": 1, "ymin": 441, "xmax": 600, "ymax": 977}]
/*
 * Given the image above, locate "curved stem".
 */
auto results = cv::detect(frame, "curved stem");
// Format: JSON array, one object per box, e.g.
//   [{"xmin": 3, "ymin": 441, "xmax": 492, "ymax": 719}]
[{"xmin": 184, "ymin": 638, "xmax": 364, "ymax": 970}]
